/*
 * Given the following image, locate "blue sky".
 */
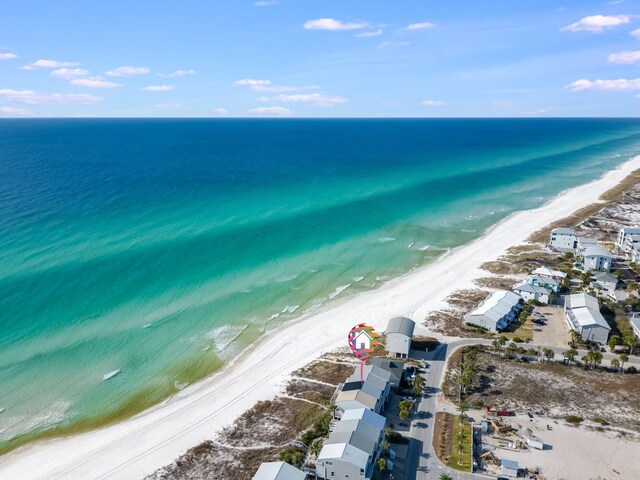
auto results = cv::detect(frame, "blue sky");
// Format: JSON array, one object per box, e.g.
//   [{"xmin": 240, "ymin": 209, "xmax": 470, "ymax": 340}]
[{"xmin": 0, "ymin": 0, "xmax": 639, "ymax": 117}]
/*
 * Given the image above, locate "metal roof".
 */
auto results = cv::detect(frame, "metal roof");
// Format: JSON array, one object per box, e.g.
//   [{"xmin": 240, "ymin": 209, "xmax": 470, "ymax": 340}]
[
  {"xmin": 513, "ymin": 283, "xmax": 550, "ymax": 295},
  {"xmin": 501, "ymin": 459, "xmax": 519, "ymax": 469},
  {"xmin": 386, "ymin": 316, "xmax": 416, "ymax": 337},
  {"xmin": 252, "ymin": 462, "xmax": 306, "ymax": 480},
  {"xmin": 341, "ymin": 408, "xmax": 386, "ymax": 430},
  {"xmin": 468, "ymin": 290, "xmax": 521, "ymax": 317},
  {"xmin": 551, "ymin": 227, "xmax": 576, "ymax": 235},
  {"xmin": 533, "ymin": 267, "xmax": 567, "ymax": 278},
  {"xmin": 583, "ymin": 246, "xmax": 613, "ymax": 258},
  {"xmin": 566, "ymin": 293, "xmax": 610, "ymax": 330}
]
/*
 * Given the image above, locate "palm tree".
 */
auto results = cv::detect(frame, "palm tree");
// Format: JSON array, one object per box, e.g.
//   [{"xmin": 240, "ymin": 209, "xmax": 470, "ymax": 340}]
[
  {"xmin": 569, "ymin": 330, "xmax": 581, "ymax": 349},
  {"xmin": 457, "ymin": 402, "xmax": 469, "ymax": 420},
  {"xmin": 377, "ymin": 457, "xmax": 387, "ymax": 472},
  {"xmin": 439, "ymin": 473, "xmax": 453, "ymax": 480},
  {"xmin": 543, "ymin": 348, "xmax": 555, "ymax": 362},
  {"xmin": 492, "ymin": 339, "xmax": 501, "ymax": 353},
  {"xmin": 623, "ymin": 335, "xmax": 637, "ymax": 355},
  {"xmin": 399, "ymin": 408, "xmax": 409, "ymax": 425},
  {"xmin": 563, "ymin": 348, "xmax": 578, "ymax": 365},
  {"xmin": 591, "ymin": 350, "xmax": 603, "ymax": 369},
  {"xmin": 506, "ymin": 342, "xmax": 518, "ymax": 359},
  {"xmin": 620, "ymin": 353, "xmax": 629, "ymax": 371},
  {"xmin": 608, "ymin": 334, "xmax": 620, "ymax": 352},
  {"xmin": 611, "ymin": 358, "xmax": 621, "ymax": 372}
]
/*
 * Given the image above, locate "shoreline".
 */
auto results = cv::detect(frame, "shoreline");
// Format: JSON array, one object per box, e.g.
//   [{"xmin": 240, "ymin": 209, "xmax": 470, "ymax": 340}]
[{"xmin": 2, "ymin": 155, "xmax": 640, "ymax": 480}]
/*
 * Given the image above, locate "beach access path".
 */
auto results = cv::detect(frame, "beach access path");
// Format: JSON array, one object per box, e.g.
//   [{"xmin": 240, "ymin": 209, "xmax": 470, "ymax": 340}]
[{"xmin": 1, "ymin": 156, "xmax": 639, "ymax": 480}]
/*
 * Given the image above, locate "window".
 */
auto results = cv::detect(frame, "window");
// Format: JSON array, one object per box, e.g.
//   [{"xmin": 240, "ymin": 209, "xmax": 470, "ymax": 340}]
[{"xmin": 330, "ymin": 472, "xmax": 334, "ymax": 477}]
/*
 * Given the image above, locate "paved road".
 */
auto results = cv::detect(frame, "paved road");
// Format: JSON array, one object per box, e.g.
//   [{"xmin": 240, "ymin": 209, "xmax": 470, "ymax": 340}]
[{"xmin": 402, "ymin": 338, "xmax": 639, "ymax": 479}]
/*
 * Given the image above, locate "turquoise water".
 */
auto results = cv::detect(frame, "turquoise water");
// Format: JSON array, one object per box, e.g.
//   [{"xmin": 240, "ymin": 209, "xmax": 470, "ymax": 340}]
[{"xmin": 1, "ymin": 118, "xmax": 640, "ymax": 448}]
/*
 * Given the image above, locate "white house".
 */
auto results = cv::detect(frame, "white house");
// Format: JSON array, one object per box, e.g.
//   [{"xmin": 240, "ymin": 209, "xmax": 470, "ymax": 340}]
[
  {"xmin": 591, "ymin": 271, "xmax": 619, "ymax": 292},
  {"xmin": 576, "ymin": 237, "xmax": 598, "ymax": 255},
  {"xmin": 463, "ymin": 290, "xmax": 522, "ymax": 333},
  {"xmin": 549, "ymin": 227, "xmax": 577, "ymax": 250},
  {"xmin": 533, "ymin": 267, "xmax": 567, "ymax": 280},
  {"xmin": 253, "ymin": 462, "xmax": 306, "ymax": 480},
  {"xmin": 527, "ymin": 274, "xmax": 560, "ymax": 293},
  {"xmin": 385, "ymin": 316, "xmax": 415, "ymax": 358},
  {"xmin": 564, "ymin": 293, "xmax": 611, "ymax": 344},
  {"xmin": 512, "ymin": 283, "xmax": 552, "ymax": 304},
  {"xmin": 616, "ymin": 227, "xmax": 640, "ymax": 254},
  {"xmin": 581, "ymin": 245, "xmax": 614, "ymax": 272}
]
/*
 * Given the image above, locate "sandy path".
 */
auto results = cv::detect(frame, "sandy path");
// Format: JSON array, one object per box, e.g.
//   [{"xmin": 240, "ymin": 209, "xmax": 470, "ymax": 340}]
[{"xmin": 1, "ymin": 156, "xmax": 639, "ymax": 480}]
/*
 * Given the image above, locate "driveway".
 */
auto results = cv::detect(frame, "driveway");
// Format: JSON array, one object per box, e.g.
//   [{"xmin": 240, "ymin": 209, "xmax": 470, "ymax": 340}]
[{"xmin": 532, "ymin": 304, "xmax": 569, "ymax": 350}]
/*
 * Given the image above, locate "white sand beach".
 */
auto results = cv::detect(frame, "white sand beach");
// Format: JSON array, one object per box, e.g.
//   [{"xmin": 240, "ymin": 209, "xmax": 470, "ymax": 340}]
[{"xmin": 2, "ymin": 155, "xmax": 640, "ymax": 480}]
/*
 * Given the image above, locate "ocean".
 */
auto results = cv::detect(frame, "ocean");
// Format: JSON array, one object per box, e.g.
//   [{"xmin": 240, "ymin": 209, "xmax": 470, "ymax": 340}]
[{"xmin": 1, "ymin": 118, "xmax": 639, "ymax": 451}]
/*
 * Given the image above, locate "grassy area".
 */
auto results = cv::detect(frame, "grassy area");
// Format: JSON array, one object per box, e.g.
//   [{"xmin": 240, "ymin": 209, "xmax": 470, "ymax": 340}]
[
  {"xmin": 502, "ymin": 315, "xmax": 533, "ymax": 341},
  {"xmin": 449, "ymin": 417, "xmax": 473, "ymax": 473}
]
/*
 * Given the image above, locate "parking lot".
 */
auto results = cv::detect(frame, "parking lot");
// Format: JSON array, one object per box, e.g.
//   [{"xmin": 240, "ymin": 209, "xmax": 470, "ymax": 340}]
[{"xmin": 532, "ymin": 303, "xmax": 570, "ymax": 349}]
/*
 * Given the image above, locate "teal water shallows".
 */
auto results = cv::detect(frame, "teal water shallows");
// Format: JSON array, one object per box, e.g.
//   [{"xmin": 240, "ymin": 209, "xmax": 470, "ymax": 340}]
[{"xmin": 1, "ymin": 118, "xmax": 640, "ymax": 448}]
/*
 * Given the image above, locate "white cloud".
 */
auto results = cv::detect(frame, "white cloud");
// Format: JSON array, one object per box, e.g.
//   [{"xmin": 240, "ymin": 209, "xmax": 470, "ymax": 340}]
[
  {"xmin": 212, "ymin": 107, "xmax": 228, "ymax": 115},
  {"xmin": 141, "ymin": 85, "xmax": 174, "ymax": 92},
  {"xmin": 421, "ymin": 100, "xmax": 446, "ymax": 107},
  {"xmin": 234, "ymin": 79, "xmax": 319, "ymax": 92},
  {"xmin": 632, "ymin": 28, "xmax": 640, "ymax": 39},
  {"xmin": 157, "ymin": 69, "xmax": 196, "ymax": 78},
  {"xmin": 0, "ymin": 53, "xmax": 17, "ymax": 60},
  {"xmin": 106, "ymin": 66, "xmax": 149, "ymax": 77},
  {"xmin": 50, "ymin": 68, "xmax": 89, "ymax": 79},
  {"xmin": 71, "ymin": 77, "xmax": 122, "ymax": 88},
  {"xmin": 155, "ymin": 102, "xmax": 183, "ymax": 109},
  {"xmin": 234, "ymin": 79, "xmax": 271, "ymax": 87},
  {"xmin": 493, "ymin": 101, "xmax": 514, "ymax": 107},
  {"xmin": 562, "ymin": 15, "xmax": 631, "ymax": 33},
  {"xmin": 378, "ymin": 41, "xmax": 410, "ymax": 48},
  {"xmin": 262, "ymin": 93, "xmax": 348, "ymax": 106},
  {"xmin": 608, "ymin": 50, "xmax": 640, "ymax": 64},
  {"xmin": 249, "ymin": 106, "xmax": 293, "ymax": 116},
  {"xmin": 403, "ymin": 21, "xmax": 435, "ymax": 31},
  {"xmin": 355, "ymin": 29, "xmax": 384, "ymax": 38},
  {"xmin": 0, "ymin": 89, "xmax": 104, "ymax": 105},
  {"xmin": 567, "ymin": 78, "xmax": 640, "ymax": 91},
  {"xmin": 0, "ymin": 106, "xmax": 29, "ymax": 116},
  {"xmin": 255, "ymin": 0, "xmax": 279, "ymax": 5},
  {"xmin": 21, "ymin": 59, "xmax": 79, "ymax": 70},
  {"xmin": 304, "ymin": 18, "xmax": 368, "ymax": 31}
]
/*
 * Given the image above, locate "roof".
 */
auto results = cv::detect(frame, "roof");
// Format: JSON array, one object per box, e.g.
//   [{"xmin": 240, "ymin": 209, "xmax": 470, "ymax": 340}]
[
  {"xmin": 527, "ymin": 275, "xmax": 560, "ymax": 286},
  {"xmin": 370, "ymin": 357, "xmax": 405, "ymax": 382},
  {"xmin": 566, "ymin": 293, "xmax": 610, "ymax": 331},
  {"xmin": 578, "ymin": 237, "xmax": 598, "ymax": 246},
  {"xmin": 341, "ymin": 408, "xmax": 386, "ymax": 430},
  {"xmin": 501, "ymin": 459, "xmax": 519, "ymax": 469},
  {"xmin": 533, "ymin": 267, "xmax": 567, "ymax": 278},
  {"xmin": 591, "ymin": 271, "xmax": 618, "ymax": 283},
  {"xmin": 566, "ymin": 292, "xmax": 600, "ymax": 310},
  {"xmin": 347, "ymin": 365, "xmax": 392, "ymax": 391},
  {"xmin": 583, "ymin": 245, "xmax": 613, "ymax": 258},
  {"xmin": 252, "ymin": 462, "xmax": 306, "ymax": 480},
  {"xmin": 467, "ymin": 290, "xmax": 521, "ymax": 318},
  {"xmin": 620, "ymin": 227, "xmax": 640, "ymax": 235},
  {"xmin": 551, "ymin": 227, "xmax": 576, "ymax": 235},
  {"xmin": 386, "ymin": 317, "xmax": 416, "ymax": 337},
  {"xmin": 335, "ymin": 389, "xmax": 378, "ymax": 410},
  {"xmin": 332, "ymin": 419, "xmax": 382, "ymax": 445},
  {"xmin": 630, "ymin": 317, "xmax": 640, "ymax": 336},
  {"xmin": 513, "ymin": 283, "xmax": 550, "ymax": 295},
  {"xmin": 318, "ymin": 442, "xmax": 369, "ymax": 469}
]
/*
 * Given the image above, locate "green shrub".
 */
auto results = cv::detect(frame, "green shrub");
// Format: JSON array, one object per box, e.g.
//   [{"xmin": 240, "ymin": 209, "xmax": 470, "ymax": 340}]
[
  {"xmin": 565, "ymin": 415, "xmax": 583, "ymax": 424},
  {"xmin": 592, "ymin": 417, "xmax": 609, "ymax": 426},
  {"xmin": 627, "ymin": 366, "xmax": 638, "ymax": 374}
]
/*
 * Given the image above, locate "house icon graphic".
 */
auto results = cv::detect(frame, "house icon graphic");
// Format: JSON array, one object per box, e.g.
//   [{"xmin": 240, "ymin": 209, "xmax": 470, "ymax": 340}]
[{"xmin": 353, "ymin": 330, "xmax": 373, "ymax": 351}]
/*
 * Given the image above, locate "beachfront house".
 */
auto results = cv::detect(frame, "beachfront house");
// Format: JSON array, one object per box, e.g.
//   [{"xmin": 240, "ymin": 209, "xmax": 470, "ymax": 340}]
[
  {"xmin": 581, "ymin": 245, "xmax": 614, "ymax": 272},
  {"xmin": 333, "ymin": 380, "xmax": 385, "ymax": 418},
  {"xmin": 591, "ymin": 271, "xmax": 619, "ymax": 292},
  {"xmin": 463, "ymin": 290, "xmax": 522, "ymax": 333},
  {"xmin": 348, "ymin": 366, "xmax": 392, "ymax": 403},
  {"xmin": 316, "ymin": 411, "xmax": 384, "ymax": 480},
  {"xmin": 549, "ymin": 227, "xmax": 577, "ymax": 251},
  {"xmin": 616, "ymin": 227, "xmax": 640, "ymax": 254},
  {"xmin": 576, "ymin": 237, "xmax": 598, "ymax": 255},
  {"xmin": 370, "ymin": 357, "xmax": 404, "ymax": 387},
  {"xmin": 533, "ymin": 267, "xmax": 567, "ymax": 281},
  {"xmin": 564, "ymin": 293, "xmax": 611, "ymax": 344},
  {"xmin": 252, "ymin": 462, "xmax": 306, "ymax": 480},
  {"xmin": 385, "ymin": 316, "xmax": 415, "ymax": 358},
  {"xmin": 512, "ymin": 283, "xmax": 552, "ymax": 304},
  {"xmin": 526, "ymin": 274, "xmax": 560, "ymax": 293}
]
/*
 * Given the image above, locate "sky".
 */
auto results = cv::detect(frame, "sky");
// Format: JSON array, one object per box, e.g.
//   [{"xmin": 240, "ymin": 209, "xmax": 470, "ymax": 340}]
[{"xmin": 0, "ymin": 0, "xmax": 639, "ymax": 117}]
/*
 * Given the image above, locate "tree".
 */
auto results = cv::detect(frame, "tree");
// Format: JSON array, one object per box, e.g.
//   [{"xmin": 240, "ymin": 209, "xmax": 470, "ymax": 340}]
[
  {"xmin": 581, "ymin": 269, "xmax": 593, "ymax": 286},
  {"xmin": 413, "ymin": 375, "xmax": 425, "ymax": 397},
  {"xmin": 398, "ymin": 399, "xmax": 414, "ymax": 414},
  {"xmin": 611, "ymin": 358, "xmax": 621, "ymax": 372},
  {"xmin": 563, "ymin": 348, "xmax": 578, "ymax": 365},
  {"xmin": 439, "ymin": 473, "xmax": 453, "ymax": 480},
  {"xmin": 380, "ymin": 440, "xmax": 390, "ymax": 452},
  {"xmin": 608, "ymin": 335, "xmax": 621, "ymax": 352},
  {"xmin": 377, "ymin": 457, "xmax": 387, "ymax": 472},
  {"xmin": 620, "ymin": 353, "xmax": 629, "ymax": 371},
  {"xmin": 279, "ymin": 448, "xmax": 306, "ymax": 468},
  {"xmin": 498, "ymin": 336, "xmax": 508, "ymax": 347},
  {"xmin": 506, "ymin": 342, "xmax": 518, "ymax": 359},
  {"xmin": 543, "ymin": 348, "xmax": 555, "ymax": 362},
  {"xmin": 591, "ymin": 350, "xmax": 603, "ymax": 369},
  {"xmin": 623, "ymin": 335, "xmax": 637, "ymax": 355},
  {"xmin": 569, "ymin": 330, "xmax": 582, "ymax": 349},
  {"xmin": 492, "ymin": 339, "xmax": 501, "ymax": 353},
  {"xmin": 457, "ymin": 402, "xmax": 469, "ymax": 420},
  {"xmin": 399, "ymin": 408, "xmax": 409, "ymax": 425}
]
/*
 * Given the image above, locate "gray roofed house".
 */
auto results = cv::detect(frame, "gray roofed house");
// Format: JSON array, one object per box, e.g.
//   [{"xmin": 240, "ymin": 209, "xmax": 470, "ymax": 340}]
[
  {"xmin": 581, "ymin": 245, "xmax": 614, "ymax": 272},
  {"xmin": 252, "ymin": 461, "xmax": 306, "ymax": 480},
  {"xmin": 463, "ymin": 290, "xmax": 522, "ymax": 333},
  {"xmin": 512, "ymin": 283, "xmax": 552, "ymax": 304},
  {"xmin": 591, "ymin": 271, "xmax": 619, "ymax": 292},
  {"xmin": 564, "ymin": 292, "xmax": 610, "ymax": 344},
  {"xmin": 370, "ymin": 357, "xmax": 405, "ymax": 386},
  {"xmin": 340, "ymin": 408, "xmax": 386, "ymax": 430},
  {"xmin": 526, "ymin": 274, "xmax": 560, "ymax": 292},
  {"xmin": 386, "ymin": 316, "xmax": 416, "ymax": 358},
  {"xmin": 549, "ymin": 227, "xmax": 577, "ymax": 251}
]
